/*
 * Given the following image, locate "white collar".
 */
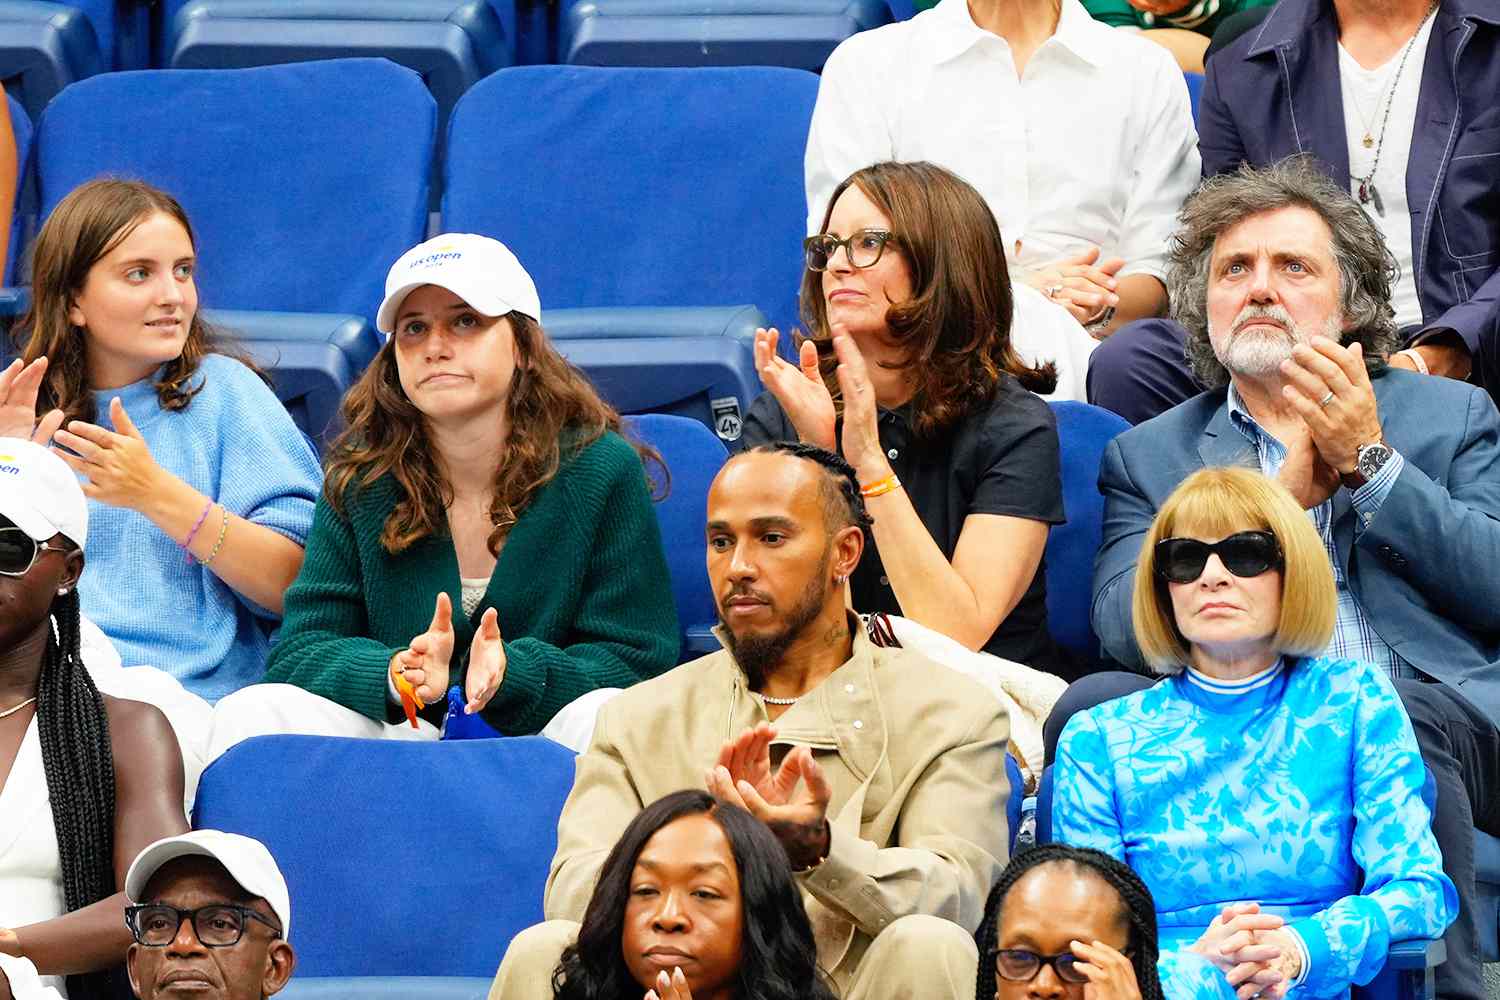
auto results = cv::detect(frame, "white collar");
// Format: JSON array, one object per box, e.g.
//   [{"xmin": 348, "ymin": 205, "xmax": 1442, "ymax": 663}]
[
  {"xmin": 1184, "ymin": 657, "xmax": 1286, "ymax": 695},
  {"xmin": 927, "ymin": 0, "xmax": 1110, "ymax": 68}
]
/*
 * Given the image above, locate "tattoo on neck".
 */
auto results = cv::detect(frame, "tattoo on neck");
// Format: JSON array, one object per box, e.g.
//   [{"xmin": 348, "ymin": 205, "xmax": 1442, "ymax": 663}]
[{"xmin": 824, "ymin": 622, "xmax": 846, "ymax": 646}]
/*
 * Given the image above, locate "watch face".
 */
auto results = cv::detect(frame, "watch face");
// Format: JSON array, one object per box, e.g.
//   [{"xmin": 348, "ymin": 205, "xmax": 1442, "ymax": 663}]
[{"xmin": 1357, "ymin": 443, "xmax": 1393, "ymax": 479}]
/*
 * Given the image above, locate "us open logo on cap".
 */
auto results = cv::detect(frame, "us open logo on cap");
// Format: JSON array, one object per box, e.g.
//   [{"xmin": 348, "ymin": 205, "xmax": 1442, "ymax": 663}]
[
  {"xmin": 410, "ymin": 243, "xmax": 464, "ymax": 270},
  {"xmin": 0, "ymin": 454, "xmax": 19, "ymax": 476}
]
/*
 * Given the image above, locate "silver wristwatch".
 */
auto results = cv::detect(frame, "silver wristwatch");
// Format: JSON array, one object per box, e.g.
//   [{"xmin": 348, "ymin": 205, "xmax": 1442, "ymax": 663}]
[{"xmin": 1342, "ymin": 441, "xmax": 1394, "ymax": 489}]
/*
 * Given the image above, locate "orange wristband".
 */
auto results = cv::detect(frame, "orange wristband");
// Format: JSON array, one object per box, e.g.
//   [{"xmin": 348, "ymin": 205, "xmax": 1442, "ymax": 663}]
[{"xmin": 860, "ymin": 473, "xmax": 901, "ymax": 498}]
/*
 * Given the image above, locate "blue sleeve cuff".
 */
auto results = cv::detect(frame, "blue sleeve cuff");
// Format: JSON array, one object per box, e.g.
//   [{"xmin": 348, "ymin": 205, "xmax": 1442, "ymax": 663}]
[
  {"xmin": 1288, "ymin": 917, "xmax": 1331, "ymax": 995},
  {"xmin": 1283, "ymin": 924, "xmax": 1312, "ymax": 987},
  {"xmin": 1350, "ymin": 451, "xmax": 1404, "ymax": 530}
]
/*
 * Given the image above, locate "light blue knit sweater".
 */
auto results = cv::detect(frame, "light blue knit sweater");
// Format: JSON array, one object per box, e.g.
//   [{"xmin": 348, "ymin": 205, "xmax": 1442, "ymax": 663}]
[{"xmin": 80, "ymin": 354, "xmax": 321, "ymax": 701}]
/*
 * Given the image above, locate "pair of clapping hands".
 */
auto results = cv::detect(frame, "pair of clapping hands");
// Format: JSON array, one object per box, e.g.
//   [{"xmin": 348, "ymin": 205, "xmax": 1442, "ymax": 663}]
[
  {"xmin": 391, "ymin": 593, "xmax": 505, "ymax": 716},
  {"xmin": 1274, "ymin": 337, "xmax": 1388, "ymax": 510}
]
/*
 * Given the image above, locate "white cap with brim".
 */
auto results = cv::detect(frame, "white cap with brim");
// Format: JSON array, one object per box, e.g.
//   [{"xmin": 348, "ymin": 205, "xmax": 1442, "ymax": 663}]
[
  {"xmin": 0, "ymin": 437, "xmax": 88, "ymax": 548},
  {"xmin": 375, "ymin": 233, "xmax": 542, "ymax": 335},
  {"xmin": 125, "ymin": 831, "xmax": 292, "ymax": 940}
]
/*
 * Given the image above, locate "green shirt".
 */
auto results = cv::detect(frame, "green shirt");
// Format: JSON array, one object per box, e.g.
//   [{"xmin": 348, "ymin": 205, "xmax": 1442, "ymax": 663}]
[
  {"xmin": 1080, "ymin": 0, "xmax": 1274, "ymax": 35},
  {"xmin": 264, "ymin": 429, "xmax": 680, "ymax": 734}
]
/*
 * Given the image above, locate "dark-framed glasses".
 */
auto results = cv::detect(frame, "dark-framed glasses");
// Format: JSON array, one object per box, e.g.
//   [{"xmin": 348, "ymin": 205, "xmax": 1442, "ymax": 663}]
[
  {"xmin": 125, "ymin": 904, "xmax": 283, "ymax": 948},
  {"xmin": 803, "ymin": 229, "xmax": 898, "ymax": 271},
  {"xmin": 1154, "ymin": 530, "xmax": 1282, "ymax": 585},
  {"xmin": 988, "ymin": 947, "xmax": 1091, "ymax": 984},
  {"xmin": 0, "ymin": 527, "xmax": 71, "ymax": 578}
]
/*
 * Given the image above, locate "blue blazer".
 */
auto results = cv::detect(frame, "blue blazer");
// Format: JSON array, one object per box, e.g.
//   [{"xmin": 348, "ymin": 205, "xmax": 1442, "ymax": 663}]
[
  {"xmin": 1199, "ymin": 0, "xmax": 1500, "ymax": 355},
  {"xmin": 1090, "ymin": 369, "xmax": 1500, "ymax": 722}
]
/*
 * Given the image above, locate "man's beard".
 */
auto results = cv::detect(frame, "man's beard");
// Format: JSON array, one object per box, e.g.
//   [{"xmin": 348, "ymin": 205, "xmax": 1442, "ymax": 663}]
[
  {"xmin": 1213, "ymin": 304, "xmax": 1343, "ymax": 378},
  {"xmin": 719, "ymin": 552, "xmax": 833, "ymax": 691}
]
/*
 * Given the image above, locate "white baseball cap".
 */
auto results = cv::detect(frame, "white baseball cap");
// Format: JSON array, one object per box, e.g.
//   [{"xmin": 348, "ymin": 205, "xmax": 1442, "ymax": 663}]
[
  {"xmin": 376, "ymin": 233, "xmax": 542, "ymax": 335},
  {"xmin": 0, "ymin": 437, "xmax": 88, "ymax": 548},
  {"xmin": 125, "ymin": 831, "xmax": 292, "ymax": 940}
]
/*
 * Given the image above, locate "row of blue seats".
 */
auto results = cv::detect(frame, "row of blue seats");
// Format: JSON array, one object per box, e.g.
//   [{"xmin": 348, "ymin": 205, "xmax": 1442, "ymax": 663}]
[{"xmin": 0, "ymin": 0, "xmax": 911, "ymax": 119}]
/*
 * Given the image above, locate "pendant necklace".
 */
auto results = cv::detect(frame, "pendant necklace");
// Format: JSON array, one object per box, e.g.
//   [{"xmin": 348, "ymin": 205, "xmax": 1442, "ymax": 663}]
[{"xmin": 1354, "ymin": 0, "xmax": 1438, "ymax": 216}]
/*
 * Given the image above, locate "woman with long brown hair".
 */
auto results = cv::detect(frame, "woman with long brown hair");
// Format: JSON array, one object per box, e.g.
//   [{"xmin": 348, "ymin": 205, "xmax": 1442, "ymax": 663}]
[
  {"xmin": 216, "ymin": 234, "xmax": 678, "ymax": 744},
  {"xmin": 2, "ymin": 179, "xmax": 321, "ymax": 703},
  {"xmin": 744, "ymin": 161, "xmax": 1073, "ymax": 678}
]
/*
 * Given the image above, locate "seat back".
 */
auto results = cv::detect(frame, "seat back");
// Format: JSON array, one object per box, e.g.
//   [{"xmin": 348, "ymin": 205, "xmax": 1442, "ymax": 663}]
[
  {"xmin": 191, "ymin": 734, "xmax": 575, "ymax": 977},
  {"xmin": 1045, "ymin": 402, "xmax": 1130, "ymax": 665},
  {"xmin": 36, "ymin": 60, "xmax": 433, "ymax": 322},
  {"xmin": 0, "ymin": 0, "xmax": 105, "ymax": 120},
  {"xmin": 625, "ymin": 413, "xmax": 729, "ymax": 660},
  {"xmin": 1184, "ymin": 71, "xmax": 1204, "ymax": 126},
  {"xmin": 444, "ymin": 65, "xmax": 816, "ymax": 334},
  {"xmin": 1477, "ymin": 828, "xmax": 1500, "ymax": 961},
  {"xmin": 5, "ymin": 92, "xmax": 30, "ymax": 285}
]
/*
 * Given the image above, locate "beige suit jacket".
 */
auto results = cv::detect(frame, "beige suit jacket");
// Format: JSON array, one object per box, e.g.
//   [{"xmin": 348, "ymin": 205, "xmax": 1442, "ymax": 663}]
[{"xmin": 545, "ymin": 624, "xmax": 1011, "ymax": 975}]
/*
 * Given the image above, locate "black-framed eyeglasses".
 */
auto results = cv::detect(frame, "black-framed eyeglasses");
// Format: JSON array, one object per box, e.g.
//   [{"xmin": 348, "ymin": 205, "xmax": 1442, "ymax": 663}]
[
  {"xmin": 803, "ymin": 229, "xmax": 898, "ymax": 271},
  {"xmin": 125, "ymin": 904, "xmax": 283, "ymax": 948},
  {"xmin": 987, "ymin": 947, "xmax": 1092, "ymax": 984},
  {"xmin": 0, "ymin": 527, "xmax": 71, "ymax": 578},
  {"xmin": 1154, "ymin": 530, "xmax": 1282, "ymax": 585}
]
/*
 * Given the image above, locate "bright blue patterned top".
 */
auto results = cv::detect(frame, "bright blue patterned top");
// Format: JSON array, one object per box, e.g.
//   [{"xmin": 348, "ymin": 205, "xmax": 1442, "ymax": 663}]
[{"xmin": 1053, "ymin": 656, "xmax": 1456, "ymax": 999}]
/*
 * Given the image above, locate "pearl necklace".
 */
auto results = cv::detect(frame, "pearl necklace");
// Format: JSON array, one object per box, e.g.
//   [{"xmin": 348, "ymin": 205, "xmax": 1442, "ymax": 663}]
[
  {"xmin": 759, "ymin": 693, "xmax": 800, "ymax": 706},
  {"xmin": 0, "ymin": 697, "xmax": 38, "ymax": 720}
]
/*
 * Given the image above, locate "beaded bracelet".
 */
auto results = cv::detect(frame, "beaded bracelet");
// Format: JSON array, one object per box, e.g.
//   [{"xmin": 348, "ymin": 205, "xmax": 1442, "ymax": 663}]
[
  {"xmin": 182, "ymin": 499, "xmax": 215, "ymax": 563},
  {"xmin": 202, "ymin": 507, "xmax": 229, "ymax": 566},
  {"xmin": 860, "ymin": 473, "xmax": 902, "ymax": 498}
]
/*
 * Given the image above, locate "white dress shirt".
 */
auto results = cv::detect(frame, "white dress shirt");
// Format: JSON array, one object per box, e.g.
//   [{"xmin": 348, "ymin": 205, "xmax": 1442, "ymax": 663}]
[{"xmin": 805, "ymin": 0, "xmax": 1202, "ymax": 284}]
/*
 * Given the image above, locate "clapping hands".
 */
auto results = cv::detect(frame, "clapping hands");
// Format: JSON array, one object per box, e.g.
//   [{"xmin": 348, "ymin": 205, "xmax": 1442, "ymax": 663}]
[
  {"xmin": 0, "ymin": 357, "xmax": 65, "ymax": 445},
  {"xmin": 753, "ymin": 327, "xmax": 836, "ymax": 451},
  {"xmin": 706, "ymin": 723, "xmax": 832, "ymax": 869},
  {"xmin": 392, "ymin": 594, "xmax": 507, "ymax": 713}
]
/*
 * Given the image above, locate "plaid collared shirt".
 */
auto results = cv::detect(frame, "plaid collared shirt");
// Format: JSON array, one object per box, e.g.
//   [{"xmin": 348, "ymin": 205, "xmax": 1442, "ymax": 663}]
[{"xmin": 1225, "ymin": 387, "xmax": 1418, "ymax": 680}]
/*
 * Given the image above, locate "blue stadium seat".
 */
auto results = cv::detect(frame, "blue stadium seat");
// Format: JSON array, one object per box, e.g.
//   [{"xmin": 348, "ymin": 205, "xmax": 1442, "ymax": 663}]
[
  {"xmin": 207, "ymin": 309, "xmax": 379, "ymax": 448},
  {"xmin": 279, "ymin": 979, "xmax": 491, "ymax": 1000},
  {"xmin": 444, "ymin": 65, "xmax": 817, "ymax": 336},
  {"xmin": 192, "ymin": 734, "xmax": 574, "ymax": 979},
  {"xmin": 36, "ymin": 60, "xmax": 432, "ymax": 320},
  {"xmin": 0, "ymin": 0, "xmax": 104, "ymax": 119},
  {"xmin": 1005, "ymin": 752, "xmax": 1023, "ymax": 852},
  {"xmin": 1477, "ymin": 830, "xmax": 1499, "ymax": 961},
  {"xmin": 1184, "ymin": 70, "xmax": 1204, "ymax": 127},
  {"xmin": 625, "ymin": 412, "xmax": 728, "ymax": 661},
  {"xmin": 5, "ymin": 92, "xmax": 30, "ymax": 285},
  {"xmin": 545, "ymin": 305, "xmax": 763, "ymax": 446},
  {"xmin": 1046, "ymin": 401, "xmax": 1130, "ymax": 666},
  {"xmin": 560, "ymin": 0, "xmax": 890, "ymax": 70}
]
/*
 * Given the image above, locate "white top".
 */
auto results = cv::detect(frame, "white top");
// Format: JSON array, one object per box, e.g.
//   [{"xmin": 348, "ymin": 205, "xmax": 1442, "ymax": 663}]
[
  {"xmin": 460, "ymin": 576, "xmax": 490, "ymax": 619},
  {"xmin": 0, "ymin": 717, "xmax": 68, "ymax": 998},
  {"xmin": 1338, "ymin": 16, "xmax": 1434, "ymax": 329},
  {"xmin": 1011, "ymin": 282, "xmax": 1099, "ymax": 402},
  {"xmin": 804, "ymin": 0, "xmax": 1201, "ymax": 281}
]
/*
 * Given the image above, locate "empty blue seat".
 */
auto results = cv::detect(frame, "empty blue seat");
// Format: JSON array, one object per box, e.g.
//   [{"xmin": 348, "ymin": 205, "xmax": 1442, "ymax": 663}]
[
  {"xmin": 33, "ymin": 60, "xmax": 432, "ymax": 422},
  {"xmin": 561, "ymin": 0, "xmax": 890, "ymax": 70},
  {"xmin": 193, "ymin": 734, "xmax": 575, "ymax": 978},
  {"xmin": 5, "ymin": 92, "xmax": 30, "ymax": 284},
  {"xmin": 444, "ymin": 65, "xmax": 816, "ymax": 336},
  {"xmin": 1046, "ymin": 401, "xmax": 1130, "ymax": 668},
  {"xmin": 0, "ymin": 0, "xmax": 104, "ymax": 119},
  {"xmin": 546, "ymin": 305, "xmax": 762, "ymax": 446}
]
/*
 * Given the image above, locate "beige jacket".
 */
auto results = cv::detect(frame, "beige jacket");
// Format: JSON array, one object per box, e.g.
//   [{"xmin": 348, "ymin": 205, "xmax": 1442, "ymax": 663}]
[{"xmin": 545, "ymin": 624, "xmax": 1011, "ymax": 975}]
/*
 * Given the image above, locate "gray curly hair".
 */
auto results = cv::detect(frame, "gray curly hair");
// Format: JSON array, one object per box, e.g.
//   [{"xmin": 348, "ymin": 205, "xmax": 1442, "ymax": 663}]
[{"xmin": 1167, "ymin": 156, "xmax": 1401, "ymax": 388}]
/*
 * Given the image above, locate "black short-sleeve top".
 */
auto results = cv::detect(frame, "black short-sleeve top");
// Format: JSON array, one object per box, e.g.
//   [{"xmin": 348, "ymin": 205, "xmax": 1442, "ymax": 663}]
[{"xmin": 742, "ymin": 374, "xmax": 1071, "ymax": 677}]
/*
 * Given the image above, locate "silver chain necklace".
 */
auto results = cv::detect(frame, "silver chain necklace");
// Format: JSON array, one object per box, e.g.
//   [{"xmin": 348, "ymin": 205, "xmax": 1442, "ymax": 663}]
[
  {"xmin": 0, "ymin": 697, "xmax": 38, "ymax": 720},
  {"xmin": 1352, "ymin": 0, "xmax": 1438, "ymax": 217}
]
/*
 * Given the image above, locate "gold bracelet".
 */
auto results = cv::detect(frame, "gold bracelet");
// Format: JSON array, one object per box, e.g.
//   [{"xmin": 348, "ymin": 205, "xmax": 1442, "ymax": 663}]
[
  {"xmin": 203, "ymin": 506, "xmax": 229, "ymax": 566},
  {"xmin": 859, "ymin": 473, "xmax": 902, "ymax": 498}
]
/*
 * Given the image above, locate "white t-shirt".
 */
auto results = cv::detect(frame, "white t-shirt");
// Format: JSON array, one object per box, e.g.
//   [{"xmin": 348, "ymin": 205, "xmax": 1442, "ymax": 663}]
[
  {"xmin": 805, "ymin": 0, "xmax": 1201, "ymax": 281},
  {"xmin": 1339, "ymin": 15, "xmax": 1435, "ymax": 329}
]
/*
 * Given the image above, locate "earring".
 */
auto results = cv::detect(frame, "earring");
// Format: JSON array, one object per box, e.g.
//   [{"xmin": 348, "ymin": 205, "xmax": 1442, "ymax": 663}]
[
  {"xmin": 834, "ymin": 574, "xmax": 848, "ymax": 585},
  {"xmin": 57, "ymin": 587, "xmax": 70, "ymax": 596}
]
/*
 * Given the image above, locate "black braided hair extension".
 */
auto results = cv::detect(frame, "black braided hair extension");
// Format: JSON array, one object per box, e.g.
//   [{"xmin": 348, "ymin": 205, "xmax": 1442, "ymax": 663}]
[
  {"xmin": 35, "ymin": 589, "xmax": 125, "ymax": 999},
  {"xmin": 973, "ymin": 844, "xmax": 1165, "ymax": 1000},
  {"xmin": 744, "ymin": 441, "xmax": 875, "ymax": 532}
]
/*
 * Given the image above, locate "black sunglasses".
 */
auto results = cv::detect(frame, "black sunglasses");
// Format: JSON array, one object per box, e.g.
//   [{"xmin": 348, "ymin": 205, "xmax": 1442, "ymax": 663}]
[
  {"xmin": 1154, "ymin": 530, "xmax": 1282, "ymax": 585},
  {"xmin": 0, "ymin": 527, "xmax": 72, "ymax": 578},
  {"xmin": 803, "ymin": 229, "xmax": 898, "ymax": 271},
  {"xmin": 987, "ymin": 947, "xmax": 1091, "ymax": 984}
]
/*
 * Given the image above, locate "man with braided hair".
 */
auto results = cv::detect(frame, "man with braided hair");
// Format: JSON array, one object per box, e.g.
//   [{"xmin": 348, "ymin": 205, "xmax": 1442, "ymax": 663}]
[
  {"xmin": 0, "ymin": 438, "xmax": 187, "ymax": 1000},
  {"xmin": 493, "ymin": 442, "xmax": 1011, "ymax": 1000}
]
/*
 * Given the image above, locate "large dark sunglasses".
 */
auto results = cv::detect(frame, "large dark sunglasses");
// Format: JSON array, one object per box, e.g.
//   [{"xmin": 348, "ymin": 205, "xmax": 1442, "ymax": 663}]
[
  {"xmin": 803, "ymin": 229, "xmax": 898, "ymax": 271},
  {"xmin": 125, "ymin": 903, "xmax": 282, "ymax": 948},
  {"xmin": 0, "ymin": 527, "xmax": 71, "ymax": 578},
  {"xmin": 1154, "ymin": 530, "xmax": 1282, "ymax": 585},
  {"xmin": 987, "ymin": 947, "xmax": 1091, "ymax": 984}
]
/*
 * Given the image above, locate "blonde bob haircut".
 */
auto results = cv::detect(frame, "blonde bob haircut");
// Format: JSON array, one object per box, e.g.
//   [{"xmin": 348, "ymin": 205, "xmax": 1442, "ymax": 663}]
[{"xmin": 1132, "ymin": 467, "xmax": 1336, "ymax": 674}]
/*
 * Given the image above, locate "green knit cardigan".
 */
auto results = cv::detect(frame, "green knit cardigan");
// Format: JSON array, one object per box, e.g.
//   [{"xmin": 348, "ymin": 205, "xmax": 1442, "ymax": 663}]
[{"xmin": 264, "ymin": 430, "xmax": 680, "ymax": 734}]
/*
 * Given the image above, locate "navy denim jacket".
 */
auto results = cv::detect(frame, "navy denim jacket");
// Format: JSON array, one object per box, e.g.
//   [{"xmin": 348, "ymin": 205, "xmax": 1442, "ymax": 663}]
[{"xmin": 1199, "ymin": 0, "xmax": 1500, "ymax": 355}]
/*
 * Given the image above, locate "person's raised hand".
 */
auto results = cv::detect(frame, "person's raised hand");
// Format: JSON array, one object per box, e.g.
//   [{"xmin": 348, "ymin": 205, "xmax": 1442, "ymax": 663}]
[
  {"xmin": 1070, "ymin": 939, "xmax": 1142, "ymax": 1000},
  {"xmin": 1280, "ymin": 337, "xmax": 1384, "ymax": 475},
  {"xmin": 0, "ymin": 357, "xmax": 65, "ymax": 445},
  {"xmin": 52, "ymin": 398, "xmax": 165, "ymax": 511},
  {"xmin": 463, "ymin": 606, "xmax": 506, "ymax": 715},
  {"xmin": 1276, "ymin": 423, "xmax": 1340, "ymax": 510},
  {"xmin": 707, "ymin": 728, "xmax": 831, "ymax": 868},
  {"xmin": 645, "ymin": 967, "xmax": 693, "ymax": 1000},
  {"xmin": 393, "ymin": 592, "xmax": 457, "ymax": 706},
  {"xmin": 1024, "ymin": 247, "xmax": 1125, "ymax": 326},
  {"xmin": 753, "ymin": 327, "xmax": 836, "ymax": 450},
  {"xmin": 831, "ymin": 330, "xmax": 890, "ymax": 483}
]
